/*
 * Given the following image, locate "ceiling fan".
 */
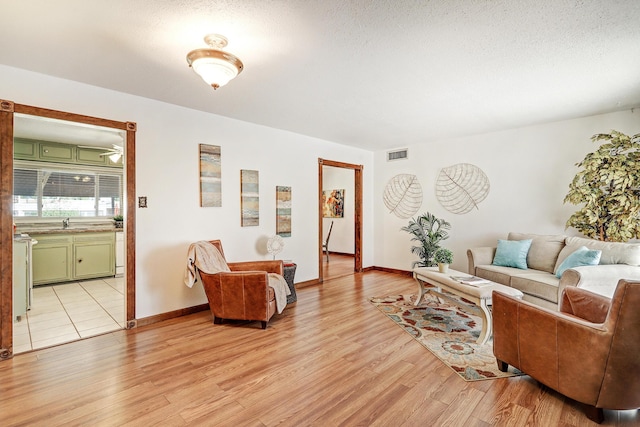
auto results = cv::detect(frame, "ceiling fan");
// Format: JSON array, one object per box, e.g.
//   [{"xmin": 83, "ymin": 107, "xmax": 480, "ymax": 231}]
[{"xmin": 78, "ymin": 144, "xmax": 124, "ymax": 163}]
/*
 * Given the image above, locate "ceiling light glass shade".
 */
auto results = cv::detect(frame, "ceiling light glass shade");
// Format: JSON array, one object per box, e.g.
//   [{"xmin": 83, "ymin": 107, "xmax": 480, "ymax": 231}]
[{"xmin": 187, "ymin": 35, "xmax": 244, "ymax": 90}]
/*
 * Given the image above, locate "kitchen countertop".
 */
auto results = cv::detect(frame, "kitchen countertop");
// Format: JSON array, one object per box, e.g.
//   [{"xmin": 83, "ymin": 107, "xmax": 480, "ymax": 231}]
[{"xmin": 17, "ymin": 227, "xmax": 122, "ymax": 235}]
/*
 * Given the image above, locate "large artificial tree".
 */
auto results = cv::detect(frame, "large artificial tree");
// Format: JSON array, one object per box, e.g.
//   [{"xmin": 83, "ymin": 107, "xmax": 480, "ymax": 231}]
[{"xmin": 564, "ymin": 130, "xmax": 640, "ymax": 242}]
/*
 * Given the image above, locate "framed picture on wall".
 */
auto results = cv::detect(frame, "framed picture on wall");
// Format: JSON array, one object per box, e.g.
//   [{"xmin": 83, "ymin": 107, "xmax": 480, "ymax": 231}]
[
  {"xmin": 276, "ymin": 186, "xmax": 292, "ymax": 237},
  {"xmin": 323, "ymin": 189, "xmax": 345, "ymax": 218},
  {"xmin": 199, "ymin": 144, "xmax": 222, "ymax": 207},
  {"xmin": 241, "ymin": 169, "xmax": 259, "ymax": 226}
]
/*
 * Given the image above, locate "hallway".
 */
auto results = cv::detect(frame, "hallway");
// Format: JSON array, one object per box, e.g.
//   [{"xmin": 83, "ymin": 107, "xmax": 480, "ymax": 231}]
[{"xmin": 322, "ymin": 253, "xmax": 354, "ymax": 280}]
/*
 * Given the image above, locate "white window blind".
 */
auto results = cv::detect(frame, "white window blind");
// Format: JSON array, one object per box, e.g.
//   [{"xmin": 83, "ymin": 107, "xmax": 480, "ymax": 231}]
[{"xmin": 14, "ymin": 166, "xmax": 122, "ymax": 218}]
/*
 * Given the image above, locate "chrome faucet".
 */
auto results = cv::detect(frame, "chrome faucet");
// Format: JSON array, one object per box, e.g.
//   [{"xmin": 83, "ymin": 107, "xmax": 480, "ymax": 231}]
[{"xmin": 62, "ymin": 218, "xmax": 70, "ymax": 229}]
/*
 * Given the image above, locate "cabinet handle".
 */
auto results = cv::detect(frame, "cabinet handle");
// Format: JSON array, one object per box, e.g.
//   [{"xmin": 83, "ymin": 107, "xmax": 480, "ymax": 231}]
[{"xmin": 78, "ymin": 258, "xmax": 83, "ymax": 263}]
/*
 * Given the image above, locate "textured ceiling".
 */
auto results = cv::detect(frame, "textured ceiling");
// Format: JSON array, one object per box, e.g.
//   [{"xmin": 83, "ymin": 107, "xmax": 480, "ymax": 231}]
[{"xmin": 2, "ymin": 1, "xmax": 639, "ymax": 151}]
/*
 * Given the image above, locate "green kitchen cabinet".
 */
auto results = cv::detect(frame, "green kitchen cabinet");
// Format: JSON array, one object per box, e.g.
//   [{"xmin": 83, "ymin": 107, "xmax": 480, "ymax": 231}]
[
  {"xmin": 13, "ymin": 138, "xmax": 121, "ymax": 168},
  {"xmin": 73, "ymin": 233, "xmax": 115, "ymax": 279},
  {"xmin": 13, "ymin": 138, "xmax": 38, "ymax": 160},
  {"xmin": 32, "ymin": 234, "xmax": 73, "ymax": 285},
  {"xmin": 13, "ymin": 239, "xmax": 29, "ymax": 320},
  {"xmin": 39, "ymin": 141, "xmax": 75, "ymax": 163},
  {"xmin": 76, "ymin": 146, "xmax": 109, "ymax": 166},
  {"xmin": 31, "ymin": 232, "xmax": 115, "ymax": 285}
]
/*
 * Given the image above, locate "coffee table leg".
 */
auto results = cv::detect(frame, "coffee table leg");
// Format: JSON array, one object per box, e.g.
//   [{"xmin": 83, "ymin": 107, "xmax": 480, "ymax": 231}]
[
  {"xmin": 476, "ymin": 299, "xmax": 492, "ymax": 345},
  {"xmin": 414, "ymin": 276, "xmax": 425, "ymax": 306}
]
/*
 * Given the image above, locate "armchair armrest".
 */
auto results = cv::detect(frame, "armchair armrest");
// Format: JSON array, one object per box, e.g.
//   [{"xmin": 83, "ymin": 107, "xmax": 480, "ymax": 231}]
[
  {"xmin": 558, "ymin": 264, "xmax": 640, "ymax": 305},
  {"xmin": 467, "ymin": 247, "xmax": 496, "ymax": 274},
  {"xmin": 560, "ymin": 286, "xmax": 611, "ymax": 324},
  {"xmin": 228, "ymin": 260, "xmax": 284, "ymax": 275}
]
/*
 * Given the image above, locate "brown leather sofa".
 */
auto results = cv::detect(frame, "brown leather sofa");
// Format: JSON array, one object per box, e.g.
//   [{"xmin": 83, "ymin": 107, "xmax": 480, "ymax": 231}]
[
  {"xmin": 199, "ymin": 240, "xmax": 283, "ymax": 329},
  {"xmin": 492, "ymin": 279, "xmax": 640, "ymax": 423}
]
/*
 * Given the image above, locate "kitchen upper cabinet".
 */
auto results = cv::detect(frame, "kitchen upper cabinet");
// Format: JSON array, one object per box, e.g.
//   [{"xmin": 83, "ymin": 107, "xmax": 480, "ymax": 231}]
[
  {"xmin": 13, "ymin": 139, "xmax": 38, "ymax": 160},
  {"xmin": 40, "ymin": 141, "xmax": 74, "ymax": 163},
  {"xmin": 76, "ymin": 146, "xmax": 109, "ymax": 165},
  {"xmin": 31, "ymin": 232, "xmax": 115, "ymax": 285},
  {"xmin": 14, "ymin": 138, "xmax": 120, "ymax": 168}
]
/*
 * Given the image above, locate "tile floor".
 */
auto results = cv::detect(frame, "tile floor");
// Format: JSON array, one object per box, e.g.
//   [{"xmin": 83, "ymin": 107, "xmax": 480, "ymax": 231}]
[{"xmin": 13, "ymin": 277, "xmax": 125, "ymax": 354}]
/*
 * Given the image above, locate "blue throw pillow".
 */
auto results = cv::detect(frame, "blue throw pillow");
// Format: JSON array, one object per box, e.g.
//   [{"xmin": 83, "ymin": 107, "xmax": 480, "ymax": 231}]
[
  {"xmin": 492, "ymin": 239, "xmax": 533, "ymax": 270},
  {"xmin": 555, "ymin": 246, "xmax": 602, "ymax": 278}
]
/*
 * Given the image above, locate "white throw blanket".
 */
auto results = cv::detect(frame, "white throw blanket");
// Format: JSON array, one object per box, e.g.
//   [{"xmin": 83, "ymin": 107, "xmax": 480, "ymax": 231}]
[
  {"xmin": 267, "ymin": 273, "xmax": 290, "ymax": 314},
  {"xmin": 184, "ymin": 241, "xmax": 230, "ymax": 288},
  {"xmin": 184, "ymin": 240, "xmax": 289, "ymax": 313}
]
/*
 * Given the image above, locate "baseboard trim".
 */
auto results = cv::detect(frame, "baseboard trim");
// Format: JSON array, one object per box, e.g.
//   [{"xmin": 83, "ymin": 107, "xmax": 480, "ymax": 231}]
[
  {"xmin": 295, "ymin": 278, "xmax": 319, "ymax": 289},
  {"xmin": 325, "ymin": 251, "xmax": 355, "ymax": 257},
  {"xmin": 370, "ymin": 266, "xmax": 413, "ymax": 276},
  {"xmin": 135, "ymin": 303, "xmax": 210, "ymax": 327}
]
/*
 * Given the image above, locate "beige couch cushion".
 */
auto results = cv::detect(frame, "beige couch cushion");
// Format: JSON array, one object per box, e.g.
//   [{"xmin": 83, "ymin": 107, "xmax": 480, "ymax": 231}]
[
  {"xmin": 555, "ymin": 236, "xmax": 640, "ymax": 272},
  {"xmin": 475, "ymin": 264, "xmax": 560, "ymax": 304},
  {"xmin": 510, "ymin": 272, "xmax": 560, "ymax": 304},
  {"xmin": 508, "ymin": 232, "xmax": 566, "ymax": 274}
]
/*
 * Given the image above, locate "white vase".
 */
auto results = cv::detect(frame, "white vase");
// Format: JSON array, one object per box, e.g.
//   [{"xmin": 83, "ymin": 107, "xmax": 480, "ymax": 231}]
[{"xmin": 438, "ymin": 263, "xmax": 449, "ymax": 273}]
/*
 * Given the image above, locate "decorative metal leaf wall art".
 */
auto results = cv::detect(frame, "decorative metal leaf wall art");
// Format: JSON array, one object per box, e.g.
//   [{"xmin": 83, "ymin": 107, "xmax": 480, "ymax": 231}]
[
  {"xmin": 436, "ymin": 163, "xmax": 490, "ymax": 214},
  {"xmin": 383, "ymin": 174, "xmax": 423, "ymax": 218}
]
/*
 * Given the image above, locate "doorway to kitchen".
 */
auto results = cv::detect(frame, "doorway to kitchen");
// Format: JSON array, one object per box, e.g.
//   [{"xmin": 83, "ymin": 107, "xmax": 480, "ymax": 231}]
[
  {"xmin": 318, "ymin": 159, "xmax": 363, "ymax": 283},
  {"xmin": 0, "ymin": 100, "xmax": 137, "ymax": 358}
]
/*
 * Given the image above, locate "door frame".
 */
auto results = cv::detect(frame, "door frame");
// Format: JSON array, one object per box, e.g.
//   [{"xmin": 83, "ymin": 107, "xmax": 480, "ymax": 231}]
[
  {"xmin": 0, "ymin": 100, "xmax": 137, "ymax": 359},
  {"xmin": 318, "ymin": 158, "xmax": 363, "ymax": 283}
]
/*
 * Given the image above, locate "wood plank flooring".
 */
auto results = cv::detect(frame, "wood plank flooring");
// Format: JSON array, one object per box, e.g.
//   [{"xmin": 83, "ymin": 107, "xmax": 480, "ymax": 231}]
[
  {"xmin": 1, "ymin": 270, "xmax": 638, "ymax": 426},
  {"xmin": 322, "ymin": 253, "xmax": 355, "ymax": 281}
]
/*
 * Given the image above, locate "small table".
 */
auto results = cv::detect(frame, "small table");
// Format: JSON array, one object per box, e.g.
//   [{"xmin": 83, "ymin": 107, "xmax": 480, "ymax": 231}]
[
  {"xmin": 412, "ymin": 267, "xmax": 523, "ymax": 345},
  {"xmin": 283, "ymin": 262, "xmax": 297, "ymax": 304}
]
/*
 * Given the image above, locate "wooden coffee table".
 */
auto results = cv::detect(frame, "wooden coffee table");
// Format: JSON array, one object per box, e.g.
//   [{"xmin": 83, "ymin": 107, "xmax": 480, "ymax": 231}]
[{"xmin": 412, "ymin": 267, "xmax": 523, "ymax": 345}]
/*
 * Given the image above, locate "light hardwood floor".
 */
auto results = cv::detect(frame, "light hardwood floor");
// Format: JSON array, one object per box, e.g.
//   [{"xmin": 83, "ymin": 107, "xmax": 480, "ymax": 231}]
[
  {"xmin": 322, "ymin": 252, "xmax": 355, "ymax": 280},
  {"xmin": 1, "ymin": 270, "xmax": 637, "ymax": 426}
]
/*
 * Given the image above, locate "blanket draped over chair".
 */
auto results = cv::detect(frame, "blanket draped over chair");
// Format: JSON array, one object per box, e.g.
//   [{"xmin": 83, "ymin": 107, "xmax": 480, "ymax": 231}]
[{"xmin": 184, "ymin": 240, "xmax": 290, "ymax": 313}]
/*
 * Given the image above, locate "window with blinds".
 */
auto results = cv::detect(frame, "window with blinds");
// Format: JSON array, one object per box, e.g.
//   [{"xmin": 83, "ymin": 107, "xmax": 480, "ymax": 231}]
[{"xmin": 14, "ymin": 166, "xmax": 122, "ymax": 218}]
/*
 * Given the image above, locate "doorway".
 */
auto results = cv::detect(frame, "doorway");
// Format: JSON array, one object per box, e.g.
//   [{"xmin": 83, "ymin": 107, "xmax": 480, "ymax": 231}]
[
  {"xmin": 0, "ymin": 100, "xmax": 137, "ymax": 359},
  {"xmin": 318, "ymin": 159, "xmax": 363, "ymax": 283}
]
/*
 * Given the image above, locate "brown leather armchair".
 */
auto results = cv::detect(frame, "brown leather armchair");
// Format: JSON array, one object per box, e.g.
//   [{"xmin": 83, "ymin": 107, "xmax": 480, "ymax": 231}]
[
  {"xmin": 492, "ymin": 279, "xmax": 640, "ymax": 423},
  {"xmin": 199, "ymin": 240, "xmax": 283, "ymax": 329}
]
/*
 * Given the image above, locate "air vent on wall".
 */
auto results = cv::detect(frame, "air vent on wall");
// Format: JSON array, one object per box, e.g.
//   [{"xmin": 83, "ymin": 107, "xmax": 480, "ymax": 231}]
[{"xmin": 387, "ymin": 148, "xmax": 408, "ymax": 161}]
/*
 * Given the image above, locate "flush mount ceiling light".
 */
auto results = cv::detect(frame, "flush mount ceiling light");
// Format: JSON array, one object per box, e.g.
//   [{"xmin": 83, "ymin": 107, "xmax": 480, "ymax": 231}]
[{"xmin": 186, "ymin": 34, "xmax": 244, "ymax": 90}]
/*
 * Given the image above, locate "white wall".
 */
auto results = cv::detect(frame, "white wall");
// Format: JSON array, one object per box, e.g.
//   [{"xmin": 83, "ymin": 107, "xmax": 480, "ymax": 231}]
[
  {"xmin": 0, "ymin": 65, "xmax": 375, "ymax": 318},
  {"xmin": 322, "ymin": 166, "xmax": 355, "ymax": 254},
  {"xmin": 373, "ymin": 109, "xmax": 640, "ymax": 273}
]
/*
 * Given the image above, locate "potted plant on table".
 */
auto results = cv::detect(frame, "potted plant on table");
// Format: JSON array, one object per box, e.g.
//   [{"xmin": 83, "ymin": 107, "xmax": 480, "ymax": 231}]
[
  {"xmin": 401, "ymin": 212, "xmax": 451, "ymax": 268},
  {"xmin": 113, "ymin": 214, "xmax": 124, "ymax": 229},
  {"xmin": 434, "ymin": 248, "xmax": 453, "ymax": 273}
]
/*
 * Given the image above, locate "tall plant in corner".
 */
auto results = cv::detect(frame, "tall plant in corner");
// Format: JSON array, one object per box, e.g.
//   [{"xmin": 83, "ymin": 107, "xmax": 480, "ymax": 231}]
[
  {"xmin": 401, "ymin": 212, "xmax": 451, "ymax": 267},
  {"xmin": 564, "ymin": 130, "xmax": 640, "ymax": 242}
]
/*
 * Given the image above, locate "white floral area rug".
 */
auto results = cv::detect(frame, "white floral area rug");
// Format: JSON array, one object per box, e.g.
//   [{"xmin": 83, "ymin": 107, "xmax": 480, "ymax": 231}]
[{"xmin": 370, "ymin": 293, "xmax": 523, "ymax": 381}]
